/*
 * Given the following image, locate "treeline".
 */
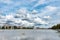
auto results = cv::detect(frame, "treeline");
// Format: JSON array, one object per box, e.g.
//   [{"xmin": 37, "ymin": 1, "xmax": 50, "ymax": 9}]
[
  {"xmin": 50, "ymin": 24, "xmax": 60, "ymax": 29},
  {"xmin": 0, "ymin": 24, "xmax": 60, "ymax": 29},
  {"xmin": 0, "ymin": 26, "xmax": 34, "ymax": 29}
]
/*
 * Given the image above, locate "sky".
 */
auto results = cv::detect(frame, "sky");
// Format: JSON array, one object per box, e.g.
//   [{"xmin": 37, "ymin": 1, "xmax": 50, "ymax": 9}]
[{"xmin": 0, "ymin": 0, "xmax": 60, "ymax": 28}]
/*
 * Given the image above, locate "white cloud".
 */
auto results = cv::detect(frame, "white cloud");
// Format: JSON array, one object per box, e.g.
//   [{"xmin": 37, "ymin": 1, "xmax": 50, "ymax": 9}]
[
  {"xmin": 40, "ymin": 6, "xmax": 60, "ymax": 27},
  {"xmin": 32, "ymin": 10, "xmax": 38, "ymax": 14},
  {"xmin": 33, "ymin": 0, "xmax": 53, "ymax": 8},
  {"xmin": 57, "ymin": 13, "xmax": 60, "ymax": 16},
  {"xmin": 27, "ymin": 0, "xmax": 36, "ymax": 2},
  {"xmin": 0, "ymin": 15, "xmax": 5, "ymax": 19},
  {"xmin": 0, "ymin": 15, "xmax": 7, "ymax": 26},
  {"xmin": 16, "ymin": 8, "xmax": 35, "ymax": 20},
  {"xmin": 5, "ymin": 15, "xmax": 14, "ymax": 19},
  {"xmin": 33, "ymin": 18, "xmax": 48, "ymax": 24},
  {"xmin": 0, "ymin": 11, "xmax": 3, "ymax": 14},
  {"xmin": 39, "ymin": 6, "xmax": 57, "ymax": 17},
  {"xmin": 45, "ymin": 6, "xmax": 57, "ymax": 11},
  {"xmin": 0, "ymin": 6, "xmax": 60, "ymax": 28},
  {"xmin": 33, "ymin": 0, "xmax": 46, "ymax": 7},
  {"xmin": 21, "ymin": 20, "xmax": 34, "ymax": 27},
  {"xmin": 0, "ymin": 0, "xmax": 60, "ymax": 28},
  {"xmin": 17, "ymin": 8, "xmax": 28, "ymax": 14},
  {"xmin": 33, "ymin": 0, "xmax": 59, "ymax": 8},
  {"xmin": 0, "ymin": 8, "xmax": 59, "ymax": 28},
  {"xmin": 0, "ymin": 0, "xmax": 13, "ymax": 4},
  {"xmin": 43, "ymin": 16, "xmax": 51, "ymax": 19},
  {"xmin": 4, "ymin": 8, "xmax": 48, "ymax": 27},
  {"xmin": 14, "ymin": 19, "xmax": 22, "ymax": 23}
]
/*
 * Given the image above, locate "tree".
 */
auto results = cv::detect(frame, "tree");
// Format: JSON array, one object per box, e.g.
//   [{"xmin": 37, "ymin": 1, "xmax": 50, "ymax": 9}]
[
  {"xmin": 2, "ymin": 26, "xmax": 5, "ymax": 29},
  {"xmin": 14, "ymin": 26, "xmax": 17, "ymax": 29},
  {"xmin": 51, "ymin": 24, "xmax": 60, "ymax": 29}
]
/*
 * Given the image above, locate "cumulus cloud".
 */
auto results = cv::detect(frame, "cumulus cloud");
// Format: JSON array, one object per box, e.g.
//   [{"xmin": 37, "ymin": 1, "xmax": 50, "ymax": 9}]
[
  {"xmin": 14, "ymin": 8, "xmax": 48, "ymax": 26},
  {"xmin": 20, "ymin": 20, "xmax": 34, "ymax": 27},
  {"xmin": 33, "ymin": 18, "xmax": 48, "ymax": 24},
  {"xmin": 0, "ymin": 7, "xmax": 49, "ymax": 27},
  {"xmin": 32, "ymin": 10, "xmax": 38, "ymax": 14},
  {"xmin": 45, "ymin": 6, "xmax": 57, "ymax": 11},
  {"xmin": 0, "ymin": 15, "xmax": 7, "ymax": 26},
  {"xmin": 0, "ymin": 0, "xmax": 60, "ymax": 28},
  {"xmin": 5, "ymin": 15, "xmax": 14, "ymax": 19},
  {"xmin": 43, "ymin": 6, "xmax": 60, "ymax": 27},
  {"xmin": 39, "ymin": 6, "xmax": 57, "ymax": 17},
  {"xmin": 0, "ymin": 6, "xmax": 60, "ymax": 28},
  {"xmin": 43, "ymin": 16, "xmax": 51, "ymax": 19}
]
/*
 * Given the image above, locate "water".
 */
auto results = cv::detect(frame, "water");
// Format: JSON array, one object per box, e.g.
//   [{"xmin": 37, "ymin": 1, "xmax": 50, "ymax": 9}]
[{"xmin": 0, "ymin": 29, "xmax": 60, "ymax": 40}]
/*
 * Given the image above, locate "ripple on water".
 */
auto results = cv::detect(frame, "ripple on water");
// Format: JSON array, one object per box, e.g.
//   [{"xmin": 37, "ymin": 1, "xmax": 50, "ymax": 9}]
[
  {"xmin": 12, "ymin": 36, "xmax": 35, "ymax": 40},
  {"xmin": 0, "ymin": 30, "xmax": 60, "ymax": 40}
]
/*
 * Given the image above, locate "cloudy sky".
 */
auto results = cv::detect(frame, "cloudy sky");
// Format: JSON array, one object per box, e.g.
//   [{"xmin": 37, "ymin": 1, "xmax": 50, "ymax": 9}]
[{"xmin": 0, "ymin": 0, "xmax": 60, "ymax": 28}]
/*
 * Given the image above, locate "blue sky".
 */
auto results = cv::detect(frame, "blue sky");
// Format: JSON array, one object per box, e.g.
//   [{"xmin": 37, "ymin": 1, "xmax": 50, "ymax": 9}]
[{"xmin": 0, "ymin": 0, "xmax": 60, "ymax": 28}]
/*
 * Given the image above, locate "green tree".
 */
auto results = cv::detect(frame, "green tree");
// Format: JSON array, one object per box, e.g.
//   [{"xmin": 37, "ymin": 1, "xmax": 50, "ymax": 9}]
[
  {"xmin": 2, "ymin": 26, "xmax": 5, "ymax": 29},
  {"xmin": 51, "ymin": 24, "xmax": 60, "ymax": 29}
]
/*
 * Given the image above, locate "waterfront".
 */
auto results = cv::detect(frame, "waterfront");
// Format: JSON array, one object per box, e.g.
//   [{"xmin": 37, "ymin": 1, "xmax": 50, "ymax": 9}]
[{"xmin": 0, "ymin": 29, "xmax": 60, "ymax": 40}]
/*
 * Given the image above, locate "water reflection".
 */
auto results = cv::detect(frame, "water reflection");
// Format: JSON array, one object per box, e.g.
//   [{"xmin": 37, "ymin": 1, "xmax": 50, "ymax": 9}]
[
  {"xmin": 20, "ymin": 37, "xmax": 34, "ymax": 40},
  {"xmin": 0, "ymin": 29, "xmax": 60, "ymax": 40},
  {"xmin": 56, "ymin": 30, "xmax": 60, "ymax": 37}
]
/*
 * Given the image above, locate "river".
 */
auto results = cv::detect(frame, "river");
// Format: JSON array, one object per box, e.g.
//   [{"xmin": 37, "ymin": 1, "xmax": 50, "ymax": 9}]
[{"xmin": 0, "ymin": 29, "xmax": 60, "ymax": 40}]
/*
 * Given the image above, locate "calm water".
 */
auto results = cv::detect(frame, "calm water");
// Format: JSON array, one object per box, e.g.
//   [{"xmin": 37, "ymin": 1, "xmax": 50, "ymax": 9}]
[{"xmin": 0, "ymin": 29, "xmax": 60, "ymax": 40}]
